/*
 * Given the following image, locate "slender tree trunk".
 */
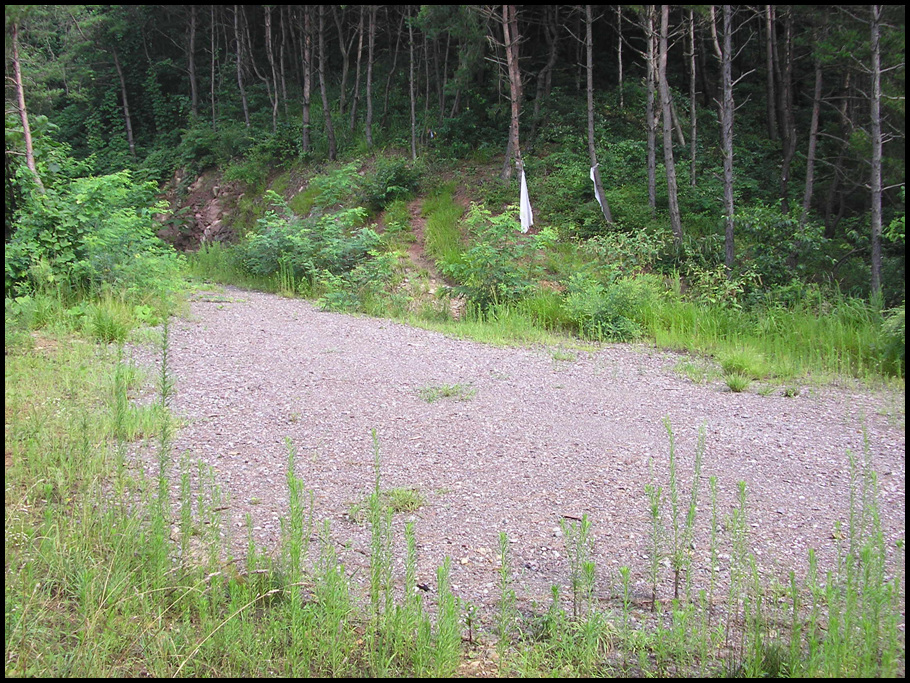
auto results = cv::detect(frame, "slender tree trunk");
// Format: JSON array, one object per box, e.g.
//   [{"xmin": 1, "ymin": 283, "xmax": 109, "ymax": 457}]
[
  {"xmin": 688, "ymin": 10, "xmax": 697, "ymax": 187},
  {"xmin": 279, "ymin": 6, "xmax": 289, "ymax": 119},
  {"xmin": 112, "ymin": 47, "xmax": 137, "ymax": 159},
  {"xmin": 616, "ymin": 6, "xmax": 624, "ymax": 110},
  {"xmin": 382, "ymin": 9, "xmax": 405, "ymax": 125},
  {"xmin": 210, "ymin": 5, "xmax": 217, "ymax": 129},
  {"xmin": 234, "ymin": 5, "xmax": 250, "ymax": 127},
  {"xmin": 408, "ymin": 6, "xmax": 417, "ymax": 161},
  {"xmin": 264, "ymin": 6, "xmax": 279, "ymax": 132},
  {"xmin": 710, "ymin": 5, "xmax": 736, "ymax": 270},
  {"xmin": 585, "ymin": 5, "xmax": 612, "ymax": 224},
  {"xmin": 869, "ymin": 5, "xmax": 883, "ymax": 298},
  {"xmin": 645, "ymin": 6, "xmax": 658, "ymax": 214},
  {"xmin": 365, "ymin": 6, "xmax": 376, "ymax": 148},
  {"xmin": 349, "ymin": 6, "xmax": 364, "ymax": 132},
  {"xmin": 800, "ymin": 48, "xmax": 823, "ymax": 228},
  {"xmin": 764, "ymin": 6, "xmax": 779, "ymax": 141},
  {"xmin": 301, "ymin": 6, "xmax": 312, "ymax": 152},
  {"xmin": 529, "ymin": 5, "xmax": 559, "ymax": 147},
  {"xmin": 10, "ymin": 21, "xmax": 43, "ymax": 191},
  {"xmin": 188, "ymin": 5, "xmax": 199, "ymax": 118},
  {"xmin": 500, "ymin": 5, "xmax": 522, "ymax": 181},
  {"xmin": 333, "ymin": 6, "xmax": 353, "ymax": 115},
  {"xmin": 438, "ymin": 32, "xmax": 450, "ymax": 126},
  {"xmin": 659, "ymin": 5, "xmax": 682, "ymax": 242},
  {"xmin": 318, "ymin": 6, "xmax": 336, "ymax": 160},
  {"xmin": 777, "ymin": 10, "xmax": 797, "ymax": 214}
]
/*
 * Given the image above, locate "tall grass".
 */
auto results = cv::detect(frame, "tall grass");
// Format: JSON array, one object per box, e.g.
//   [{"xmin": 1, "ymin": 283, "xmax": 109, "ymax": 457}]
[
  {"xmin": 5, "ymin": 285, "xmax": 904, "ymax": 677},
  {"xmin": 421, "ymin": 183, "xmax": 464, "ymax": 265},
  {"xmin": 648, "ymin": 292, "xmax": 893, "ymax": 382}
]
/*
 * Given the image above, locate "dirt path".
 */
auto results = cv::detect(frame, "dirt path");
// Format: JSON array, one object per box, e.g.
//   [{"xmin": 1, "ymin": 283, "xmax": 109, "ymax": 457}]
[{"xmin": 130, "ymin": 287, "xmax": 905, "ymax": 619}]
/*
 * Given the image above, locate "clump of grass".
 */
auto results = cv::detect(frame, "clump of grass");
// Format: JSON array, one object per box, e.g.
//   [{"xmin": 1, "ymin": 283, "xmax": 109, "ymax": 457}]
[
  {"xmin": 417, "ymin": 382, "xmax": 476, "ymax": 403},
  {"xmin": 347, "ymin": 487, "xmax": 425, "ymax": 523},
  {"xmin": 725, "ymin": 372, "xmax": 752, "ymax": 392},
  {"xmin": 422, "ymin": 183, "xmax": 464, "ymax": 264},
  {"xmin": 718, "ymin": 345, "xmax": 769, "ymax": 379}
]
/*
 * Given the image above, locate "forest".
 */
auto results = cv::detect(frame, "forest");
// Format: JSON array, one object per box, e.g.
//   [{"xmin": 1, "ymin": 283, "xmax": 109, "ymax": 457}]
[
  {"xmin": 6, "ymin": 6, "xmax": 905, "ymax": 312},
  {"xmin": 4, "ymin": 4, "xmax": 907, "ymax": 678}
]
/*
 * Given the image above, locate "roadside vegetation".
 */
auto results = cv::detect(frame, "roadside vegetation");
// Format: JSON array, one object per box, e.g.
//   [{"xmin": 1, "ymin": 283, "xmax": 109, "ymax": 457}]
[{"xmin": 5, "ymin": 4, "xmax": 904, "ymax": 676}]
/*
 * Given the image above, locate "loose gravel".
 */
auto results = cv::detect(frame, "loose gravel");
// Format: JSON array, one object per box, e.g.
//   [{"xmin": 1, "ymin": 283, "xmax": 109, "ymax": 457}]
[{"xmin": 129, "ymin": 286, "xmax": 905, "ymax": 617}]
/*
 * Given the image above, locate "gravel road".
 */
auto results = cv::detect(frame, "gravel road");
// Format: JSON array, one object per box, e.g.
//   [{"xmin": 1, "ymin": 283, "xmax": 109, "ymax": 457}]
[{"xmin": 130, "ymin": 286, "xmax": 905, "ymax": 617}]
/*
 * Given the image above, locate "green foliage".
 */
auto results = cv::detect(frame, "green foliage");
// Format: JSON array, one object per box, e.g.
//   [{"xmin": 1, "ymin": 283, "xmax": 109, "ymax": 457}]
[
  {"xmin": 237, "ymin": 186, "xmax": 384, "ymax": 303},
  {"xmin": 579, "ymin": 228, "xmax": 671, "ymax": 278},
  {"xmin": 442, "ymin": 203, "xmax": 556, "ymax": 310},
  {"xmin": 878, "ymin": 304, "xmax": 905, "ymax": 376},
  {"xmin": 562, "ymin": 272, "xmax": 662, "ymax": 342},
  {"xmin": 734, "ymin": 202, "xmax": 831, "ymax": 299},
  {"xmin": 360, "ymin": 157, "xmax": 422, "ymax": 212},
  {"xmin": 5, "ymin": 170, "xmax": 182, "ymax": 303},
  {"xmin": 683, "ymin": 264, "xmax": 760, "ymax": 310},
  {"xmin": 422, "ymin": 184, "xmax": 465, "ymax": 264}
]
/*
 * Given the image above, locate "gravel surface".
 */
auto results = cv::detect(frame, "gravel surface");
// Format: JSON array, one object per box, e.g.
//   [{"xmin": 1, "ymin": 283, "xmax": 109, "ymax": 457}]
[{"xmin": 130, "ymin": 286, "xmax": 905, "ymax": 617}]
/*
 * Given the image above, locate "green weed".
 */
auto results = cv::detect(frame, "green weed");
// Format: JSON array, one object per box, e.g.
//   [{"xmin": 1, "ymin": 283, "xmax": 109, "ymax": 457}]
[{"xmin": 417, "ymin": 382, "xmax": 476, "ymax": 403}]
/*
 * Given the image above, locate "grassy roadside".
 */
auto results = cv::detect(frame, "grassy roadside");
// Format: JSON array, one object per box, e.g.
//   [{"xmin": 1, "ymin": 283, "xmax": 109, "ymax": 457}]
[{"xmin": 4, "ymin": 288, "xmax": 905, "ymax": 677}]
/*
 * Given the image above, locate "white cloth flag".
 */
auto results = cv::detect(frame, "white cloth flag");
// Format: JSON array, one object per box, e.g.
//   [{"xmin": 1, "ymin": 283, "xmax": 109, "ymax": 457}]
[
  {"xmin": 519, "ymin": 166, "xmax": 534, "ymax": 233},
  {"xmin": 590, "ymin": 165, "xmax": 605, "ymax": 213}
]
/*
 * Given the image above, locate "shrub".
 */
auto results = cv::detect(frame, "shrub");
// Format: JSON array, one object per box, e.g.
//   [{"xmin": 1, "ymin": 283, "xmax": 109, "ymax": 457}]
[
  {"xmin": 238, "ymin": 191, "xmax": 379, "ymax": 288},
  {"xmin": 5, "ymin": 171, "xmax": 182, "ymax": 303},
  {"xmin": 441, "ymin": 203, "xmax": 556, "ymax": 311},
  {"xmin": 562, "ymin": 272, "xmax": 662, "ymax": 342},
  {"xmin": 360, "ymin": 157, "xmax": 421, "ymax": 212}
]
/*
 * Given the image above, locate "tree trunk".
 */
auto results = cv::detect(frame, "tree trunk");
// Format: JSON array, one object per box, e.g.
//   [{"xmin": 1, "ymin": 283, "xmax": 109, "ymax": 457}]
[
  {"xmin": 529, "ymin": 5, "xmax": 559, "ymax": 147},
  {"xmin": 500, "ymin": 5, "xmax": 522, "ymax": 181},
  {"xmin": 301, "ymin": 6, "xmax": 312, "ymax": 152},
  {"xmin": 264, "ymin": 6, "xmax": 279, "ymax": 133},
  {"xmin": 585, "ymin": 5, "xmax": 612, "ymax": 224},
  {"xmin": 645, "ymin": 7, "xmax": 658, "ymax": 214},
  {"xmin": 210, "ymin": 5, "xmax": 217, "ymax": 128},
  {"xmin": 10, "ymin": 21, "xmax": 43, "ymax": 192},
  {"xmin": 710, "ymin": 5, "xmax": 736, "ymax": 271},
  {"xmin": 112, "ymin": 47, "xmax": 137, "ymax": 159},
  {"xmin": 616, "ymin": 6, "xmax": 624, "ymax": 110},
  {"xmin": 408, "ymin": 6, "xmax": 417, "ymax": 161},
  {"xmin": 869, "ymin": 5, "xmax": 883, "ymax": 298},
  {"xmin": 349, "ymin": 6, "xmax": 364, "ymax": 132},
  {"xmin": 777, "ymin": 10, "xmax": 797, "ymax": 214},
  {"xmin": 800, "ymin": 47, "xmax": 823, "ymax": 228},
  {"xmin": 333, "ymin": 6, "xmax": 353, "ymax": 115},
  {"xmin": 234, "ymin": 5, "xmax": 250, "ymax": 127},
  {"xmin": 188, "ymin": 5, "xmax": 199, "ymax": 118},
  {"xmin": 365, "ymin": 6, "xmax": 376, "ymax": 148},
  {"xmin": 688, "ymin": 10, "xmax": 697, "ymax": 187},
  {"xmin": 659, "ymin": 5, "xmax": 683, "ymax": 242},
  {"xmin": 382, "ymin": 9, "xmax": 405, "ymax": 126},
  {"xmin": 279, "ymin": 6, "xmax": 290, "ymax": 119},
  {"xmin": 763, "ymin": 6, "xmax": 778, "ymax": 141},
  {"xmin": 318, "ymin": 6, "xmax": 337, "ymax": 160}
]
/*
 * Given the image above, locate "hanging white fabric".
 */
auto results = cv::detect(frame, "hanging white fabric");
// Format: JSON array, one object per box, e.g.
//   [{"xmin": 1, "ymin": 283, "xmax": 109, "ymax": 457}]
[
  {"xmin": 590, "ymin": 165, "xmax": 605, "ymax": 213},
  {"xmin": 519, "ymin": 163, "xmax": 534, "ymax": 233}
]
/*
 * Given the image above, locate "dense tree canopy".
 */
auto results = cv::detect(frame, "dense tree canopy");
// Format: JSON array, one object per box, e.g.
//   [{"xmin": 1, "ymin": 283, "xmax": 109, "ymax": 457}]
[{"xmin": 5, "ymin": 5, "xmax": 906, "ymax": 304}]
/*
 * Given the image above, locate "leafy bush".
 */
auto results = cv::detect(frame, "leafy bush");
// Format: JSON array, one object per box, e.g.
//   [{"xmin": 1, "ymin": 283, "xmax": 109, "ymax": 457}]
[
  {"xmin": 442, "ymin": 203, "xmax": 556, "ymax": 310},
  {"xmin": 5, "ymin": 170, "xmax": 182, "ymax": 302},
  {"xmin": 238, "ymin": 191, "xmax": 379, "ymax": 288},
  {"xmin": 562, "ymin": 272, "xmax": 662, "ymax": 341},
  {"xmin": 579, "ymin": 229, "xmax": 670, "ymax": 278},
  {"xmin": 360, "ymin": 157, "xmax": 421, "ymax": 212}
]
